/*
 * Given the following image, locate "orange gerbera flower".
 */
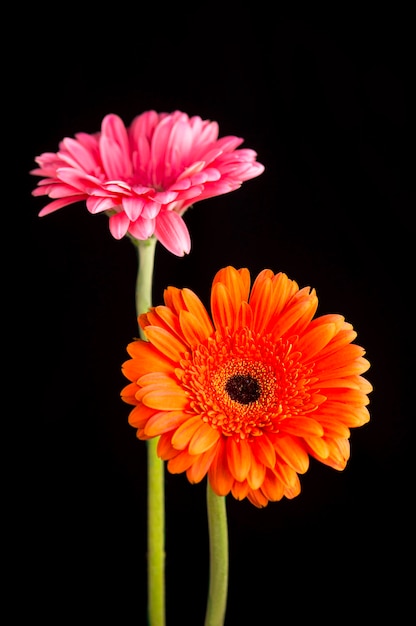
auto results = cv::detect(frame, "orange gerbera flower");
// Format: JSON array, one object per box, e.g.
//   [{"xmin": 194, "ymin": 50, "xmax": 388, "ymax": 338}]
[{"xmin": 121, "ymin": 266, "xmax": 372, "ymax": 507}]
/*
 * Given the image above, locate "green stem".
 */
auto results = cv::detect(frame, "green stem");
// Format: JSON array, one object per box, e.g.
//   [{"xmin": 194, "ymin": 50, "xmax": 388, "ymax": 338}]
[
  {"xmin": 133, "ymin": 236, "xmax": 166, "ymax": 626},
  {"xmin": 134, "ymin": 236, "xmax": 157, "ymax": 340},
  {"xmin": 204, "ymin": 483, "xmax": 229, "ymax": 626}
]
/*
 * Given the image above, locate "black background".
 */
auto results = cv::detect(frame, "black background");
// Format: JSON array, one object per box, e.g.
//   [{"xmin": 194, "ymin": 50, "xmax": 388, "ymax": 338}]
[{"xmin": 11, "ymin": 5, "xmax": 413, "ymax": 624}]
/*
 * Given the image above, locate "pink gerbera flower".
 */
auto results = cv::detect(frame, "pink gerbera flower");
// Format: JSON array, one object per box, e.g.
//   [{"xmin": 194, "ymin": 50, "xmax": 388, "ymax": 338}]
[{"xmin": 30, "ymin": 111, "xmax": 265, "ymax": 256}]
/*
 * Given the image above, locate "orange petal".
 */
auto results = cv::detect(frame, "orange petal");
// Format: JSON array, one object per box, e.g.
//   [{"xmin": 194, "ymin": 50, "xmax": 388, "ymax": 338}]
[
  {"xmin": 311, "ymin": 377, "xmax": 362, "ymax": 390},
  {"xmin": 250, "ymin": 268, "xmax": 274, "ymax": 295},
  {"xmin": 138, "ymin": 371, "xmax": 177, "ymax": 386},
  {"xmin": 167, "ymin": 450, "xmax": 194, "ymax": 473},
  {"xmin": 313, "ymin": 345, "xmax": 367, "ymax": 372},
  {"xmin": 121, "ymin": 381, "xmax": 140, "ymax": 405},
  {"xmin": 288, "ymin": 290, "xmax": 319, "ymax": 337},
  {"xmin": 326, "ymin": 387, "xmax": 371, "ymax": 406},
  {"xmin": 140, "ymin": 385, "xmax": 188, "ymax": 411},
  {"xmin": 280, "ymin": 417, "xmax": 324, "ymax": 437},
  {"xmin": 309, "ymin": 324, "xmax": 357, "ymax": 356},
  {"xmin": 251, "ymin": 436, "xmax": 276, "ymax": 468},
  {"xmin": 296, "ymin": 323, "xmax": 337, "ymax": 360},
  {"xmin": 270, "ymin": 272, "xmax": 299, "ymax": 314},
  {"xmin": 171, "ymin": 415, "xmax": 203, "ymax": 450},
  {"xmin": 144, "ymin": 326, "xmax": 188, "ymax": 361},
  {"xmin": 316, "ymin": 416, "xmax": 350, "ymax": 438},
  {"xmin": 359, "ymin": 377, "xmax": 373, "ymax": 394},
  {"xmin": 250, "ymin": 274, "xmax": 275, "ymax": 334},
  {"xmin": 270, "ymin": 298, "xmax": 312, "ymax": 340},
  {"xmin": 231, "ymin": 480, "xmax": 250, "ymax": 500},
  {"xmin": 144, "ymin": 410, "xmax": 189, "ymax": 437},
  {"xmin": 273, "ymin": 435, "xmax": 310, "ymax": 474},
  {"xmin": 208, "ymin": 440, "xmax": 234, "ymax": 496},
  {"xmin": 260, "ymin": 469, "xmax": 286, "ymax": 502},
  {"xmin": 237, "ymin": 300, "xmax": 253, "ymax": 329},
  {"xmin": 237, "ymin": 267, "xmax": 251, "ymax": 300},
  {"xmin": 124, "ymin": 341, "xmax": 173, "ymax": 377},
  {"xmin": 247, "ymin": 489, "xmax": 269, "ymax": 508},
  {"xmin": 122, "ymin": 360, "xmax": 143, "ymax": 383},
  {"xmin": 247, "ymin": 455, "xmax": 266, "ymax": 490},
  {"xmin": 318, "ymin": 437, "xmax": 350, "ymax": 470},
  {"xmin": 320, "ymin": 401, "xmax": 370, "ymax": 427},
  {"xmin": 179, "ymin": 310, "xmax": 210, "ymax": 347},
  {"xmin": 213, "ymin": 266, "xmax": 251, "ymax": 304},
  {"xmin": 136, "ymin": 430, "xmax": 150, "ymax": 441},
  {"xmin": 188, "ymin": 422, "xmax": 221, "ymax": 455},
  {"xmin": 163, "ymin": 286, "xmax": 184, "ymax": 316},
  {"xmin": 186, "ymin": 445, "xmax": 218, "ymax": 484},
  {"xmin": 226, "ymin": 438, "xmax": 252, "ymax": 482},
  {"xmin": 314, "ymin": 357, "xmax": 370, "ymax": 383},
  {"xmin": 274, "ymin": 460, "xmax": 301, "ymax": 488},
  {"xmin": 211, "ymin": 282, "xmax": 236, "ymax": 331},
  {"xmin": 309, "ymin": 313, "xmax": 346, "ymax": 329},
  {"xmin": 181, "ymin": 288, "xmax": 214, "ymax": 337},
  {"xmin": 303, "ymin": 435, "xmax": 330, "ymax": 459},
  {"xmin": 128, "ymin": 403, "xmax": 156, "ymax": 428},
  {"xmin": 283, "ymin": 474, "xmax": 302, "ymax": 499},
  {"xmin": 223, "ymin": 266, "xmax": 250, "ymax": 306},
  {"xmin": 145, "ymin": 305, "xmax": 182, "ymax": 337},
  {"xmin": 157, "ymin": 433, "xmax": 179, "ymax": 460}
]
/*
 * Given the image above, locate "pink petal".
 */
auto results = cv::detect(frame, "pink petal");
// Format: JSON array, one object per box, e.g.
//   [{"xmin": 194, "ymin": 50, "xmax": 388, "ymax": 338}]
[
  {"xmin": 131, "ymin": 137, "xmax": 151, "ymax": 178},
  {"xmin": 214, "ymin": 135, "xmax": 244, "ymax": 152},
  {"xmin": 102, "ymin": 114, "xmax": 131, "ymax": 162},
  {"xmin": 38, "ymin": 196, "xmax": 83, "ymax": 216},
  {"xmin": 165, "ymin": 118, "xmax": 195, "ymax": 173},
  {"xmin": 190, "ymin": 117, "xmax": 219, "ymax": 148},
  {"xmin": 109, "ymin": 211, "xmax": 130, "ymax": 239},
  {"xmin": 56, "ymin": 167, "xmax": 101, "ymax": 192},
  {"xmin": 86, "ymin": 197, "xmax": 118, "ymax": 214},
  {"xmin": 141, "ymin": 201, "xmax": 161, "ymax": 219},
  {"xmin": 49, "ymin": 184, "xmax": 83, "ymax": 198},
  {"xmin": 167, "ymin": 178, "xmax": 192, "ymax": 191},
  {"xmin": 174, "ymin": 185, "xmax": 204, "ymax": 202},
  {"xmin": 128, "ymin": 216, "xmax": 156, "ymax": 240},
  {"xmin": 61, "ymin": 137, "xmax": 100, "ymax": 173},
  {"xmin": 122, "ymin": 196, "xmax": 146, "ymax": 221},
  {"xmin": 154, "ymin": 210, "xmax": 191, "ymax": 256},
  {"xmin": 176, "ymin": 160, "xmax": 206, "ymax": 180},
  {"xmin": 100, "ymin": 136, "xmax": 130, "ymax": 180},
  {"xmin": 102, "ymin": 181, "xmax": 131, "ymax": 193},
  {"xmin": 100, "ymin": 114, "xmax": 132, "ymax": 180},
  {"xmin": 152, "ymin": 190, "xmax": 178, "ymax": 204},
  {"xmin": 129, "ymin": 110, "xmax": 160, "ymax": 147},
  {"xmin": 192, "ymin": 146, "xmax": 224, "ymax": 167}
]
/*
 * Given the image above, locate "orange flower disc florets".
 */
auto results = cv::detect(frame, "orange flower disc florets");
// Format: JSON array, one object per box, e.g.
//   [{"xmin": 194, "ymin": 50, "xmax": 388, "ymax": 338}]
[{"xmin": 180, "ymin": 328, "xmax": 317, "ymax": 441}]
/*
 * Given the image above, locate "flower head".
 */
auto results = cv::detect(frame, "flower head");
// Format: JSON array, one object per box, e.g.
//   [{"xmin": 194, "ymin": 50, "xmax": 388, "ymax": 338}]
[
  {"xmin": 30, "ymin": 111, "xmax": 265, "ymax": 256},
  {"xmin": 121, "ymin": 266, "xmax": 372, "ymax": 507}
]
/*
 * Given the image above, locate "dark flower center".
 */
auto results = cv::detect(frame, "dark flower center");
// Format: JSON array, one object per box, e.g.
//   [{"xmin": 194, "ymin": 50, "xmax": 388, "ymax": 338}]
[{"xmin": 225, "ymin": 374, "xmax": 261, "ymax": 405}]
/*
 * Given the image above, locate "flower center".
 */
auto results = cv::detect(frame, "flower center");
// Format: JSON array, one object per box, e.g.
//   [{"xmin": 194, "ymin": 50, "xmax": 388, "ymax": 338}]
[
  {"xmin": 179, "ymin": 327, "xmax": 315, "ymax": 442},
  {"xmin": 210, "ymin": 357, "xmax": 276, "ymax": 420},
  {"xmin": 225, "ymin": 374, "xmax": 261, "ymax": 404}
]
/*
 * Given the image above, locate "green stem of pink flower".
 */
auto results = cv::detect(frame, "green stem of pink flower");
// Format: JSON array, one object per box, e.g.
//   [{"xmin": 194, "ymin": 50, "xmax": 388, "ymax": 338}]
[
  {"xmin": 205, "ymin": 483, "xmax": 229, "ymax": 626},
  {"xmin": 134, "ymin": 236, "xmax": 166, "ymax": 626}
]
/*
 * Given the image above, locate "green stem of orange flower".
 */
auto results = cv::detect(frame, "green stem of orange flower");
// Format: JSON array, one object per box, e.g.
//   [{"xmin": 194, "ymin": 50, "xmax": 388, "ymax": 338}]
[
  {"xmin": 134, "ymin": 236, "xmax": 166, "ymax": 626},
  {"xmin": 204, "ymin": 482, "xmax": 229, "ymax": 626}
]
